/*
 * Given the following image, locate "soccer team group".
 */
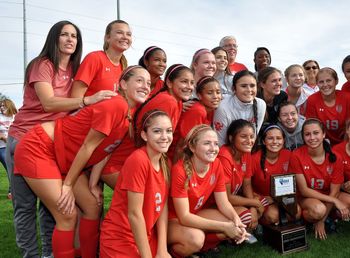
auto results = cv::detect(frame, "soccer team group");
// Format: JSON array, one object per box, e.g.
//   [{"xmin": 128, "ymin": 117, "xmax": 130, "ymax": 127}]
[{"xmin": 4, "ymin": 19, "xmax": 350, "ymax": 258}]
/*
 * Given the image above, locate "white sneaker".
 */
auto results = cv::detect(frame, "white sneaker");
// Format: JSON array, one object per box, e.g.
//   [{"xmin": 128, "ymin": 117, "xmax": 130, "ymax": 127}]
[{"xmin": 246, "ymin": 234, "xmax": 258, "ymax": 244}]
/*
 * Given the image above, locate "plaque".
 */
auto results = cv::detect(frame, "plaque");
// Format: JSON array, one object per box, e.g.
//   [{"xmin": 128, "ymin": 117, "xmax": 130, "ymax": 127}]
[{"xmin": 263, "ymin": 224, "xmax": 308, "ymax": 254}]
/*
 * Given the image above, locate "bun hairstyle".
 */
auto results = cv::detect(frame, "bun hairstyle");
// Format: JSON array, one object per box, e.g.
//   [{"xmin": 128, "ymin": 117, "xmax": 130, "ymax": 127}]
[
  {"xmin": 138, "ymin": 46, "xmax": 165, "ymax": 68},
  {"xmin": 302, "ymin": 118, "xmax": 336, "ymax": 163},
  {"xmin": 182, "ymin": 124, "xmax": 214, "ymax": 189},
  {"xmin": 138, "ymin": 109, "xmax": 171, "ymax": 183}
]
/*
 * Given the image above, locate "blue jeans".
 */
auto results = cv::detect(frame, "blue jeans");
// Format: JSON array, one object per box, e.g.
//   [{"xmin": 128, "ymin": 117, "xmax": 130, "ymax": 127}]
[
  {"xmin": 0, "ymin": 147, "xmax": 10, "ymax": 193},
  {"xmin": 6, "ymin": 136, "xmax": 55, "ymax": 258}
]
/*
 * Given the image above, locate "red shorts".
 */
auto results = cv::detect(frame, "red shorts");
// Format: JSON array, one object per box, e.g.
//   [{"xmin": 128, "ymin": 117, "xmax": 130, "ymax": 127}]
[{"xmin": 14, "ymin": 124, "xmax": 62, "ymax": 179}]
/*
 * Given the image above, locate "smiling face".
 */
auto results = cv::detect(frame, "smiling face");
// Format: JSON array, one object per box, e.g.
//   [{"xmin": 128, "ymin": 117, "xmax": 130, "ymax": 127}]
[
  {"xmin": 317, "ymin": 70, "xmax": 337, "ymax": 97},
  {"xmin": 191, "ymin": 130, "xmax": 219, "ymax": 164},
  {"xmin": 234, "ymin": 75, "xmax": 257, "ymax": 103},
  {"xmin": 278, "ymin": 104, "xmax": 298, "ymax": 132},
  {"xmin": 254, "ymin": 49, "xmax": 271, "ymax": 71},
  {"xmin": 120, "ymin": 68, "xmax": 151, "ymax": 107},
  {"xmin": 222, "ymin": 38, "xmax": 237, "ymax": 63},
  {"xmin": 197, "ymin": 81, "xmax": 222, "ymax": 110},
  {"xmin": 105, "ymin": 22, "xmax": 132, "ymax": 52},
  {"xmin": 145, "ymin": 49, "xmax": 167, "ymax": 77},
  {"xmin": 303, "ymin": 122, "xmax": 325, "ymax": 150},
  {"xmin": 231, "ymin": 126, "xmax": 256, "ymax": 153},
  {"xmin": 261, "ymin": 71, "xmax": 282, "ymax": 98},
  {"xmin": 193, "ymin": 53, "xmax": 216, "ymax": 78},
  {"xmin": 263, "ymin": 128, "xmax": 284, "ymax": 154},
  {"xmin": 58, "ymin": 24, "xmax": 77, "ymax": 56},
  {"xmin": 214, "ymin": 49, "xmax": 229, "ymax": 72},
  {"xmin": 141, "ymin": 115, "xmax": 173, "ymax": 154},
  {"xmin": 167, "ymin": 70, "xmax": 195, "ymax": 101},
  {"xmin": 286, "ymin": 66, "xmax": 305, "ymax": 88}
]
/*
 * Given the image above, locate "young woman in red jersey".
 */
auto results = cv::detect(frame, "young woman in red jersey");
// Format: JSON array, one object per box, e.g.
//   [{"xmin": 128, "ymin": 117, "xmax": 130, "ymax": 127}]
[
  {"xmin": 100, "ymin": 64, "xmax": 194, "ymax": 188},
  {"xmin": 289, "ymin": 118, "xmax": 350, "ymax": 240},
  {"xmin": 304, "ymin": 67, "xmax": 350, "ymax": 145},
  {"xmin": 218, "ymin": 119, "xmax": 264, "ymax": 231},
  {"xmin": 100, "ymin": 110, "xmax": 173, "ymax": 258},
  {"xmin": 71, "ymin": 20, "xmax": 131, "ymax": 97},
  {"xmin": 251, "ymin": 125, "xmax": 299, "ymax": 225},
  {"xmin": 139, "ymin": 46, "xmax": 167, "ymax": 97},
  {"xmin": 333, "ymin": 120, "xmax": 350, "ymax": 203},
  {"xmin": 172, "ymin": 76, "xmax": 221, "ymax": 162},
  {"xmin": 168, "ymin": 125, "xmax": 248, "ymax": 257},
  {"xmin": 14, "ymin": 66, "xmax": 151, "ymax": 258}
]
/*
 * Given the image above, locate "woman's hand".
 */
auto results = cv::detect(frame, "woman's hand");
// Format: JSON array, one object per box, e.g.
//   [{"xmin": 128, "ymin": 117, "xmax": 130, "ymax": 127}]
[
  {"xmin": 343, "ymin": 181, "xmax": 350, "ymax": 193},
  {"xmin": 57, "ymin": 184, "xmax": 75, "ymax": 214},
  {"xmin": 249, "ymin": 208, "xmax": 259, "ymax": 229},
  {"xmin": 90, "ymin": 184, "xmax": 103, "ymax": 206},
  {"xmin": 334, "ymin": 199, "xmax": 350, "ymax": 220},
  {"xmin": 85, "ymin": 90, "xmax": 117, "ymax": 105},
  {"xmin": 182, "ymin": 100, "xmax": 197, "ymax": 112}
]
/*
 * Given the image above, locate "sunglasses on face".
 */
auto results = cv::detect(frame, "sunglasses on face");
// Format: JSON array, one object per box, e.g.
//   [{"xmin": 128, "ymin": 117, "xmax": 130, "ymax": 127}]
[{"xmin": 304, "ymin": 66, "xmax": 318, "ymax": 71}]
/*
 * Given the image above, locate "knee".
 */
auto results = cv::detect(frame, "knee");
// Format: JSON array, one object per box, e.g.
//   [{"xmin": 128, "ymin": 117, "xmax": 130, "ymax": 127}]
[
  {"xmin": 264, "ymin": 206, "xmax": 279, "ymax": 225},
  {"xmin": 55, "ymin": 208, "xmax": 78, "ymax": 230},
  {"xmin": 80, "ymin": 200, "xmax": 102, "ymax": 220},
  {"xmin": 308, "ymin": 203, "xmax": 327, "ymax": 221},
  {"xmin": 182, "ymin": 230, "xmax": 205, "ymax": 254}
]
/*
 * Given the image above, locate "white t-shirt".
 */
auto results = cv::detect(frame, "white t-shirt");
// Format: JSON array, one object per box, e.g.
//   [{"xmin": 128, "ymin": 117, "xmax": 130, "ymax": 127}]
[{"xmin": 0, "ymin": 113, "xmax": 14, "ymax": 148}]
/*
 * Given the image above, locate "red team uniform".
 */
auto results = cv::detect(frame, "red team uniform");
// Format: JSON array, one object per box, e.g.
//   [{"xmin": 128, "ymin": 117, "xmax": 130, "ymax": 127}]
[
  {"xmin": 74, "ymin": 51, "xmax": 123, "ymax": 96},
  {"xmin": 217, "ymin": 145, "xmax": 252, "ymax": 195},
  {"xmin": 100, "ymin": 147, "xmax": 169, "ymax": 258},
  {"xmin": 289, "ymin": 146, "xmax": 344, "ymax": 195},
  {"xmin": 169, "ymin": 159, "xmax": 226, "ymax": 219},
  {"xmin": 333, "ymin": 141, "xmax": 350, "ymax": 182},
  {"xmin": 149, "ymin": 79, "xmax": 164, "ymax": 98},
  {"xmin": 102, "ymin": 91, "xmax": 182, "ymax": 174},
  {"xmin": 251, "ymin": 149, "xmax": 291, "ymax": 196},
  {"xmin": 229, "ymin": 62, "xmax": 247, "ymax": 74},
  {"xmin": 14, "ymin": 96, "xmax": 130, "ymax": 178},
  {"xmin": 304, "ymin": 90, "xmax": 350, "ymax": 145}
]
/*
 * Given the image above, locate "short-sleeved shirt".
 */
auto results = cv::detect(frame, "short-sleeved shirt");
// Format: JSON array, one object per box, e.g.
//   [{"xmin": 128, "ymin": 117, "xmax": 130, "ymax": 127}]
[
  {"xmin": 341, "ymin": 81, "xmax": 350, "ymax": 93},
  {"xmin": 149, "ymin": 79, "xmax": 164, "ymax": 98},
  {"xmin": 218, "ymin": 145, "xmax": 252, "ymax": 195},
  {"xmin": 229, "ymin": 62, "xmax": 248, "ymax": 74},
  {"xmin": 289, "ymin": 145, "xmax": 344, "ymax": 195},
  {"xmin": 333, "ymin": 141, "xmax": 350, "ymax": 182},
  {"xmin": 169, "ymin": 158, "xmax": 226, "ymax": 218},
  {"xmin": 9, "ymin": 59, "xmax": 73, "ymax": 140},
  {"xmin": 74, "ymin": 51, "xmax": 122, "ymax": 96},
  {"xmin": 54, "ymin": 95, "xmax": 130, "ymax": 173},
  {"xmin": 304, "ymin": 90, "xmax": 350, "ymax": 145},
  {"xmin": 100, "ymin": 147, "xmax": 168, "ymax": 257},
  {"xmin": 251, "ymin": 149, "xmax": 291, "ymax": 196}
]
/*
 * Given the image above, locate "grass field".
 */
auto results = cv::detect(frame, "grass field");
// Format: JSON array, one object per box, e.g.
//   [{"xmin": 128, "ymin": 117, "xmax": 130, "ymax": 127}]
[{"xmin": 2, "ymin": 166, "xmax": 350, "ymax": 258}]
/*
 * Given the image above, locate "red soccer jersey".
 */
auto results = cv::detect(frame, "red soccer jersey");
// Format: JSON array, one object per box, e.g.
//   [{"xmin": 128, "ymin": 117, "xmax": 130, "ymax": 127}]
[
  {"xmin": 342, "ymin": 81, "xmax": 350, "ymax": 93},
  {"xmin": 333, "ymin": 141, "xmax": 350, "ymax": 182},
  {"xmin": 251, "ymin": 149, "xmax": 291, "ymax": 196},
  {"xmin": 100, "ymin": 147, "xmax": 168, "ymax": 257},
  {"xmin": 53, "ymin": 95, "xmax": 131, "ymax": 173},
  {"xmin": 149, "ymin": 79, "xmax": 164, "ymax": 97},
  {"xmin": 169, "ymin": 159, "xmax": 226, "ymax": 218},
  {"xmin": 304, "ymin": 90, "xmax": 350, "ymax": 145},
  {"xmin": 102, "ymin": 91, "xmax": 182, "ymax": 174},
  {"xmin": 217, "ymin": 145, "xmax": 252, "ymax": 195},
  {"xmin": 289, "ymin": 145, "xmax": 344, "ymax": 195},
  {"xmin": 74, "ymin": 51, "xmax": 122, "ymax": 96},
  {"xmin": 229, "ymin": 62, "xmax": 248, "ymax": 74}
]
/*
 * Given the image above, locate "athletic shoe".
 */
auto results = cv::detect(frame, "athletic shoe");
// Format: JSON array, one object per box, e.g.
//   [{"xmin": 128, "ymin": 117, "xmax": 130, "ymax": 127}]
[{"xmin": 245, "ymin": 234, "xmax": 258, "ymax": 244}]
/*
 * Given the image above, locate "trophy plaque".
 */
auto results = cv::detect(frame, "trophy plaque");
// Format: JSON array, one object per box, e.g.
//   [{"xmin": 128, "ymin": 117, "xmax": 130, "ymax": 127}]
[{"xmin": 263, "ymin": 174, "xmax": 308, "ymax": 254}]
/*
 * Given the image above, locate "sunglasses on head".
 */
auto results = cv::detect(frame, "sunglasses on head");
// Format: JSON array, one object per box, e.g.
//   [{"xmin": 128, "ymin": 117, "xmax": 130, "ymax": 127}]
[{"xmin": 304, "ymin": 66, "xmax": 318, "ymax": 71}]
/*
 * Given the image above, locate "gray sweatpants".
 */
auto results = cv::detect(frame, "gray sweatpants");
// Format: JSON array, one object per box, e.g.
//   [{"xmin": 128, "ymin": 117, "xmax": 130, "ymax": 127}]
[{"xmin": 6, "ymin": 136, "xmax": 55, "ymax": 258}]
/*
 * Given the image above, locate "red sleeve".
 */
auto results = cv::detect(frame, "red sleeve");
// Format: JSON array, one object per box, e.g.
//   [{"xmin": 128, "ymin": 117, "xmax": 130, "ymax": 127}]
[
  {"xmin": 170, "ymin": 161, "xmax": 188, "ymax": 198},
  {"xmin": 213, "ymin": 160, "xmax": 226, "ymax": 192},
  {"xmin": 243, "ymin": 153, "xmax": 252, "ymax": 178},
  {"xmin": 304, "ymin": 94, "xmax": 319, "ymax": 119},
  {"xmin": 331, "ymin": 155, "xmax": 344, "ymax": 184},
  {"xmin": 74, "ymin": 52, "xmax": 100, "ymax": 86},
  {"xmin": 29, "ymin": 59, "xmax": 54, "ymax": 86},
  {"xmin": 90, "ymin": 96, "xmax": 126, "ymax": 135},
  {"xmin": 120, "ymin": 149, "xmax": 149, "ymax": 193},
  {"xmin": 218, "ymin": 148, "xmax": 233, "ymax": 184},
  {"xmin": 288, "ymin": 150, "xmax": 304, "ymax": 174},
  {"xmin": 179, "ymin": 103, "xmax": 207, "ymax": 138}
]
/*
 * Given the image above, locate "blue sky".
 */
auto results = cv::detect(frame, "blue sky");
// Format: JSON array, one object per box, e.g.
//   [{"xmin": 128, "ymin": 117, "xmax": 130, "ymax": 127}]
[{"xmin": 0, "ymin": 0, "xmax": 349, "ymax": 108}]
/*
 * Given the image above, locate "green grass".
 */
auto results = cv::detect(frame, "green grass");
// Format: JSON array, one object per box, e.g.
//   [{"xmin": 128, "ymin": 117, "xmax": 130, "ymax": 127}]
[{"xmin": 2, "ymin": 167, "xmax": 350, "ymax": 257}]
